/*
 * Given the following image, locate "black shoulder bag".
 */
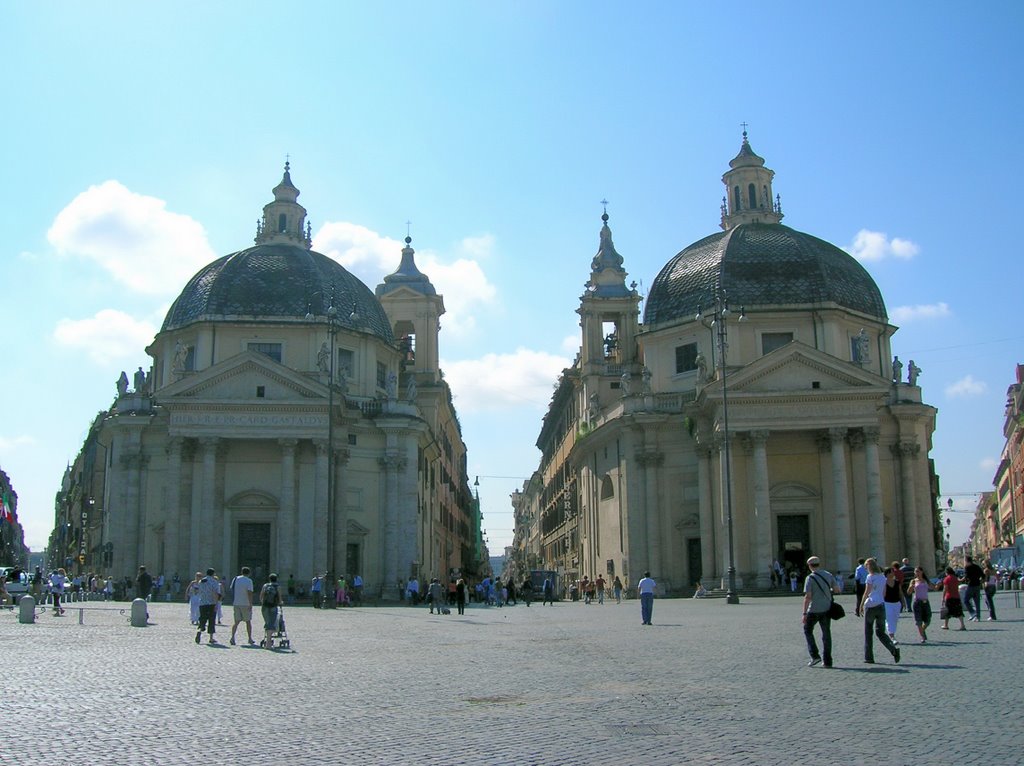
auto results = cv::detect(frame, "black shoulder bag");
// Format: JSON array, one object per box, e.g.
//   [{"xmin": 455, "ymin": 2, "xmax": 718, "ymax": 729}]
[{"xmin": 811, "ymin": 573, "xmax": 845, "ymax": 620}]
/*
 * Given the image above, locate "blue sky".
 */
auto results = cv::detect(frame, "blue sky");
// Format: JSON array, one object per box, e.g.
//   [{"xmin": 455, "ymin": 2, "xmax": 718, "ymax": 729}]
[{"xmin": 2, "ymin": 3, "xmax": 1021, "ymax": 554}]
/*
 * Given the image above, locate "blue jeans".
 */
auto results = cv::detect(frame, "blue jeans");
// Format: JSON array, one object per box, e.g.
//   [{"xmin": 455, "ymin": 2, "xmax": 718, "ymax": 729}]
[
  {"xmin": 803, "ymin": 611, "xmax": 832, "ymax": 664},
  {"xmin": 640, "ymin": 593, "xmax": 654, "ymax": 624},
  {"xmin": 964, "ymin": 585, "xmax": 982, "ymax": 619},
  {"xmin": 863, "ymin": 604, "xmax": 897, "ymax": 662}
]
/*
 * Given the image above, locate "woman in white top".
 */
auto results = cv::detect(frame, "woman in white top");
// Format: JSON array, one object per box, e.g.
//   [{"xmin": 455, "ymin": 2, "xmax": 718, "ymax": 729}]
[
  {"xmin": 983, "ymin": 562, "xmax": 998, "ymax": 621},
  {"xmin": 859, "ymin": 558, "xmax": 900, "ymax": 665},
  {"xmin": 185, "ymin": 572, "xmax": 202, "ymax": 625}
]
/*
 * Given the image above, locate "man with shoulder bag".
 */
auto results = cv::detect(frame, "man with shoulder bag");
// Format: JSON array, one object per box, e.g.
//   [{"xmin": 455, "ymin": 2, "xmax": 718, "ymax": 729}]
[{"xmin": 802, "ymin": 556, "xmax": 840, "ymax": 668}]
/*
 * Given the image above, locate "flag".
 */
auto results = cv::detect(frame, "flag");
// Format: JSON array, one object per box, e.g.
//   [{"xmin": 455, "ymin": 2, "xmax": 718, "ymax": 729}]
[{"xmin": 0, "ymin": 491, "xmax": 13, "ymax": 524}]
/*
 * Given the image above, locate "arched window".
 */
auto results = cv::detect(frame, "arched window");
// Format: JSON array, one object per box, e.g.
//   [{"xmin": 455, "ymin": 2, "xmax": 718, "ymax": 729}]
[
  {"xmin": 748, "ymin": 183, "xmax": 757, "ymax": 209},
  {"xmin": 600, "ymin": 475, "xmax": 615, "ymax": 500},
  {"xmin": 733, "ymin": 185, "xmax": 741, "ymax": 211},
  {"xmin": 278, "ymin": 213, "xmax": 287, "ymax": 233}
]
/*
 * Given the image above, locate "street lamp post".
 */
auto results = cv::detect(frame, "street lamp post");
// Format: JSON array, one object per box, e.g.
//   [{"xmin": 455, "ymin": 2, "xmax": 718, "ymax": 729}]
[
  {"xmin": 307, "ymin": 287, "xmax": 342, "ymax": 601},
  {"xmin": 697, "ymin": 296, "xmax": 746, "ymax": 605},
  {"xmin": 945, "ymin": 498, "xmax": 954, "ymax": 567}
]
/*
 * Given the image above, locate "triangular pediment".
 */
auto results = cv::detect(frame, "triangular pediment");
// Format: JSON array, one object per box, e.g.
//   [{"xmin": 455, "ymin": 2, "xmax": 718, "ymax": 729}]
[
  {"xmin": 158, "ymin": 350, "xmax": 327, "ymax": 403},
  {"xmin": 725, "ymin": 341, "xmax": 886, "ymax": 394}
]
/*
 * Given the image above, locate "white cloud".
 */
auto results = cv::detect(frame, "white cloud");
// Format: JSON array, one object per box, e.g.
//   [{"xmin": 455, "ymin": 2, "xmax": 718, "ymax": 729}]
[
  {"xmin": 890, "ymin": 302, "xmax": 951, "ymax": 323},
  {"xmin": 0, "ymin": 434, "xmax": 35, "ymax": 452},
  {"xmin": 845, "ymin": 229, "xmax": 920, "ymax": 262},
  {"xmin": 53, "ymin": 309, "xmax": 157, "ymax": 365},
  {"xmin": 442, "ymin": 348, "xmax": 573, "ymax": 413},
  {"xmin": 945, "ymin": 375, "xmax": 987, "ymax": 398},
  {"xmin": 561, "ymin": 334, "xmax": 580, "ymax": 353},
  {"xmin": 47, "ymin": 180, "xmax": 217, "ymax": 295},
  {"xmin": 313, "ymin": 221, "xmax": 499, "ymax": 337},
  {"xmin": 979, "ymin": 457, "xmax": 999, "ymax": 474}
]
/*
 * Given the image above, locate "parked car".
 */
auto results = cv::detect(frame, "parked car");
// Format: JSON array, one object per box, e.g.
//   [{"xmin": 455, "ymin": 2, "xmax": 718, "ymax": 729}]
[{"xmin": 0, "ymin": 566, "xmax": 30, "ymax": 604}]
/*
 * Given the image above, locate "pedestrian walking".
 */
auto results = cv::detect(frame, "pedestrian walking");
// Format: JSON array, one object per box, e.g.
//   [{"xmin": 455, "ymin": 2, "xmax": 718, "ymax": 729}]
[
  {"xmin": 899, "ymin": 558, "xmax": 914, "ymax": 612},
  {"xmin": 427, "ymin": 578, "xmax": 445, "ymax": 613},
  {"xmin": 194, "ymin": 568, "xmax": 222, "ymax": 645},
  {"xmin": 859, "ymin": 558, "xmax": 900, "ymax": 664},
  {"xmin": 185, "ymin": 572, "xmax": 202, "ymax": 624},
  {"xmin": 802, "ymin": 556, "xmax": 839, "ymax": 667},
  {"xmin": 853, "ymin": 558, "xmax": 867, "ymax": 616},
  {"xmin": 311, "ymin": 574, "xmax": 323, "ymax": 609},
  {"xmin": 983, "ymin": 562, "xmax": 998, "ymax": 621},
  {"xmin": 229, "ymin": 566, "xmax": 255, "ymax": 646},
  {"xmin": 596, "ymin": 575, "xmax": 606, "ymax": 604},
  {"xmin": 638, "ymin": 571, "xmax": 656, "ymax": 625},
  {"xmin": 940, "ymin": 566, "xmax": 967, "ymax": 631},
  {"xmin": 259, "ymin": 573, "xmax": 283, "ymax": 649},
  {"xmin": 49, "ymin": 568, "xmax": 68, "ymax": 615},
  {"xmin": 136, "ymin": 566, "xmax": 153, "ymax": 602},
  {"xmin": 613, "ymin": 576, "xmax": 623, "ymax": 604},
  {"xmin": 883, "ymin": 563, "xmax": 903, "ymax": 643},
  {"xmin": 908, "ymin": 567, "xmax": 934, "ymax": 643},
  {"xmin": 542, "ymin": 577, "xmax": 555, "ymax": 606},
  {"xmin": 456, "ymin": 578, "xmax": 467, "ymax": 615},
  {"xmin": 962, "ymin": 556, "xmax": 984, "ymax": 622}
]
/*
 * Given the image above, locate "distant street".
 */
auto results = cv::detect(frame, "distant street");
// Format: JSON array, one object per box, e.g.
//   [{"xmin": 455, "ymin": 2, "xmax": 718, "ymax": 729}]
[{"xmin": 4, "ymin": 592, "xmax": 1020, "ymax": 765}]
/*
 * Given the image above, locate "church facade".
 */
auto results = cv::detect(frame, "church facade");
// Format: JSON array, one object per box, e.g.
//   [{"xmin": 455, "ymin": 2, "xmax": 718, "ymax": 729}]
[
  {"xmin": 511, "ymin": 135, "xmax": 940, "ymax": 594},
  {"xmin": 52, "ymin": 166, "xmax": 480, "ymax": 596}
]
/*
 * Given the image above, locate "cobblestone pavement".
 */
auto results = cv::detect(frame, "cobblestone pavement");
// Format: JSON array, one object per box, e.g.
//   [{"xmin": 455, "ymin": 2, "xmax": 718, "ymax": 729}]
[{"xmin": 3, "ymin": 590, "xmax": 1021, "ymax": 766}]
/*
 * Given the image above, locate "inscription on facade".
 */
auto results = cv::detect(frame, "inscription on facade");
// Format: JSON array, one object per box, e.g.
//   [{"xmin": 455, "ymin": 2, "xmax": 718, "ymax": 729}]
[{"xmin": 172, "ymin": 412, "xmax": 326, "ymax": 428}]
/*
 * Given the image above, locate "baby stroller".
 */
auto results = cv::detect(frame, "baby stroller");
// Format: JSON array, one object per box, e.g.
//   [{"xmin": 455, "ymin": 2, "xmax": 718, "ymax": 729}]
[{"xmin": 260, "ymin": 606, "xmax": 291, "ymax": 650}]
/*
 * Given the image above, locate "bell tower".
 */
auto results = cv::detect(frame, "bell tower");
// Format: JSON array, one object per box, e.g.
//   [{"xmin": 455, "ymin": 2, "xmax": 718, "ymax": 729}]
[
  {"xmin": 578, "ymin": 206, "xmax": 641, "ymax": 402},
  {"xmin": 255, "ymin": 161, "xmax": 313, "ymax": 248},
  {"xmin": 376, "ymin": 235, "xmax": 445, "ymax": 382}
]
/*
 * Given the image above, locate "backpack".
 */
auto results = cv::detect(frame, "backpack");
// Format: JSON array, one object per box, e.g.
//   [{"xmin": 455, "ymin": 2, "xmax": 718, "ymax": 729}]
[{"xmin": 263, "ymin": 584, "xmax": 278, "ymax": 606}]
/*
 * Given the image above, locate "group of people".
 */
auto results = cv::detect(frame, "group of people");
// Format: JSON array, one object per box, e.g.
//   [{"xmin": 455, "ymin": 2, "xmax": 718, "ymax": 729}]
[
  {"xmin": 802, "ymin": 553, "xmax": 1002, "ymax": 668},
  {"xmin": 566, "ymin": 575, "xmax": 625, "ymax": 604},
  {"xmin": 183, "ymin": 566, "xmax": 284, "ymax": 649},
  {"xmin": 309, "ymin": 573, "xmax": 363, "ymax": 608}
]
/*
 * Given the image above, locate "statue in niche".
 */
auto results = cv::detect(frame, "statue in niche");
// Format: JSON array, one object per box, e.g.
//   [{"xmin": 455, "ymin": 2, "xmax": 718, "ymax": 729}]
[
  {"xmin": 620, "ymin": 371, "xmax": 631, "ymax": 397},
  {"xmin": 116, "ymin": 371, "xmax": 129, "ymax": 397},
  {"xmin": 641, "ymin": 366, "xmax": 652, "ymax": 394},
  {"xmin": 406, "ymin": 375, "xmax": 417, "ymax": 403},
  {"xmin": 133, "ymin": 366, "xmax": 147, "ymax": 394},
  {"xmin": 892, "ymin": 356, "xmax": 903, "ymax": 384},
  {"xmin": 317, "ymin": 342, "xmax": 329, "ymax": 375},
  {"xmin": 854, "ymin": 329, "xmax": 870, "ymax": 366},
  {"xmin": 385, "ymin": 372, "xmax": 398, "ymax": 400},
  {"xmin": 172, "ymin": 341, "xmax": 188, "ymax": 373},
  {"xmin": 695, "ymin": 352, "xmax": 708, "ymax": 385},
  {"xmin": 907, "ymin": 360, "xmax": 922, "ymax": 386},
  {"xmin": 588, "ymin": 392, "xmax": 600, "ymax": 422}
]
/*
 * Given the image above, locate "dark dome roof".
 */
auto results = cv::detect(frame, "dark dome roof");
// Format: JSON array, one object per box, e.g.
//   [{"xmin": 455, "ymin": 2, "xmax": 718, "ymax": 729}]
[
  {"xmin": 643, "ymin": 223, "xmax": 887, "ymax": 326},
  {"xmin": 161, "ymin": 243, "xmax": 395, "ymax": 343}
]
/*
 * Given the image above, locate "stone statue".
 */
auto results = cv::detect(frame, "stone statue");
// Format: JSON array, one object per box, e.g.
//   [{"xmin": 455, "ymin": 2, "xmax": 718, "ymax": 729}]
[
  {"xmin": 641, "ymin": 366, "xmax": 652, "ymax": 395},
  {"xmin": 337, "ymin": 367, "xmax": 349, "ymax": 395},
  {"xmin": 620, "ymin": 371, "xmax": 631, "ymax": 397},
  {"xmin": 695, "ymin": 352, "xmax": 708, "ymax": 385},
  {"xmin": 172, "ymin": 341, "xmax": 188, "ymax": 373},
  {"xmin": 116, "ymin": 371, "xmax": 129, "ymax": 397},
  {"xmin": 907, "ymin": 360, "xmax": 922, "ymax": 386},
  {"xmin": 406, "ymin": 375, "xmax": 417, "ymax": 403},
  {"xmin": 134, "ymin": 366, "xmax": 147, "ymax": 393},
  {"xmin": 317, "ymin": 342, "xmax": 329, "ymax": 375},
  {"xmin": 854, "ymin": 328, "xmax": 870, "ymax": 366},
  {"xmin": 385, "ymin": 372, "xmax": 398, "ymax": 400},
  {"xmin": 892, "ymin": 355, "xmax": 903, "ymax": 384},
  {"xmin": 588, "ymin": 392, "xmax": 600, "ymax": 422}
]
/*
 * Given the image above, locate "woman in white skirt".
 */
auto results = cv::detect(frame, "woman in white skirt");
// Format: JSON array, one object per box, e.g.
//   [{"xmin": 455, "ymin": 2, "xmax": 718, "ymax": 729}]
[{"xmin": 185, "ymin": 572, "xmax": 202, "ymax": 624}]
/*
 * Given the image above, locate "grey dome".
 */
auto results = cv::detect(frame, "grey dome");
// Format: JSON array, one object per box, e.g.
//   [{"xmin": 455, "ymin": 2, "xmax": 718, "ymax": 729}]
[
  {"xmin": 643, "ymin": 223, "xmax": 887, "ymax": 326},
  {"xmin": 161, "ymin": 242, "xmax": 395, "ymax": 343}
]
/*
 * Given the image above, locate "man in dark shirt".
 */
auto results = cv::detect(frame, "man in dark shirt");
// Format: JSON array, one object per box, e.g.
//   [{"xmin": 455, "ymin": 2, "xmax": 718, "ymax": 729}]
[
  {"xmin": 962, "ymin": 556, "xmax": 984, "ymax": 622},
  {"xmin": 136, "ymin": 566, "xmax": 153, "ymax": 601}
]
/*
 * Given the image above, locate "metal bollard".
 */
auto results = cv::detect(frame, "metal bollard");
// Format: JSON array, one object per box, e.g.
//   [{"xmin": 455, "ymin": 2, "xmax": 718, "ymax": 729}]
[
  {"xmin": 18, "ymin": 595, "xmax": 36, "ymax": 624},
  {"xmin": 130, "ymin": 598, "xmax": 148, "ymax": 627}
]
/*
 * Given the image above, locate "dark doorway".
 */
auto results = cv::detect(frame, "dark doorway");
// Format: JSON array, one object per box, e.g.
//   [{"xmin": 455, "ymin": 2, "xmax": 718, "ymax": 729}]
[
  {"xmin": 777, "ymin": 514, "xmax": 810, "ymax": 580},
  {"xmin": 686, "ymin": 537, "xmax": 703, "ymax": 587},
  {"xmin": 238, "ymin": 522, "xmax": 271, "ymax": 590},
  {"xmin": 345, "ymin": 542, "xmax": 361, "ymax": 580}
]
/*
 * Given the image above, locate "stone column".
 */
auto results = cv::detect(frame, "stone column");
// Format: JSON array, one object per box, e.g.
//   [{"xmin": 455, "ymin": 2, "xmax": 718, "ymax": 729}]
[
  {"xmin": 897, "ymin": 441, "xmax": 920, "ymax": 562},
  {"xmin": 863, "ymin": 428, "xmax": 885, "ymax": 559},
  {"xmin": 696, "ymin": 443, "xmax": 716, "ymax": 583},
  {"xmin": 313, "ymin": 439, "xmax": 328, "ymax": 576},
  {"xmin": 829, "ymin": 428, "xmax": 853, "ymax": 573},
  {"xmin": 636, "ymin": 449, "xmax": 663, "ymax": 577},
  {"xmin": 334, "ymin": 447, "xmax": 351, "ymax": 580},
  {"xmin": 197, "ymin": 437, "xmax": 218, "ymax": 569},
  {"xmin": 749, "ymin": 430, "xmax": 772, "ymax": 587},
  {"xmin": 278, "ymin": 439, "xmax": 298, "ymax": 577},
  {"xmin": 121, "ymin": 452, "xmax": 144, "ymax": 571},
  {"xmin": 163, "ymin": 438, "xmax": 183, "ymax": 580},
  {"xmin": 380, "ymin": 452, "xmax": 403, "ymax": 594}
]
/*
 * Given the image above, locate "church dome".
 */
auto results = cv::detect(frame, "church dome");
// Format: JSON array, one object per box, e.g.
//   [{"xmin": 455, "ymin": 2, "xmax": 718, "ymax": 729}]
[
  {"xmin": 161, "ymin": 242, "xmax": 395, "ymax": 343},
  {"xmin": 644, "ymin": 223, "xmax": 887, "ymax": 327}
]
